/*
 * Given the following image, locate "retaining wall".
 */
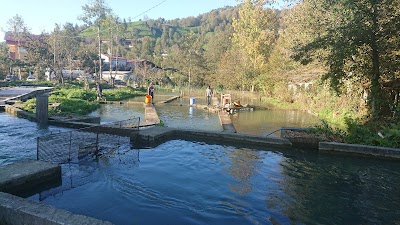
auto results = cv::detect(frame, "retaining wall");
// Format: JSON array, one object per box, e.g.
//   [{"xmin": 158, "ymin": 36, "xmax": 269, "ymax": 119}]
[{"xmin": 0, "ymin": 192, "xmax": 113, "ymax": 225}]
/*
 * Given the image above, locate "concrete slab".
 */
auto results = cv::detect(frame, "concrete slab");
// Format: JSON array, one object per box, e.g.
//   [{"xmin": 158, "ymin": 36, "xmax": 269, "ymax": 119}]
[
  {"xmin": 0, "ymin": 192, "xmax": 114, "ymax": 225},
  {"xmin": 218, "ymin": 110, "xmax": 237, "ymax": 133},
  {"xmin": 0, "ymin": 160, "xmax": 61, "ymax": 196},
  {"xmin": 136, "ymin": 126, "xmax": 292, "ymax": 149},
  {"xmin": 0, "ymin": 87, "xmax": 52, "ymax": 104},
  {"xmin": 320, "ymin": 142, "xmax": 400, "ymax": 159},
  {"xmin": 157, "ymin": 96, "xmax": 180, "ymax": 104},
  {"xmin": 144, "ymin": 103, "xmax": 160, "ymax": 124}
]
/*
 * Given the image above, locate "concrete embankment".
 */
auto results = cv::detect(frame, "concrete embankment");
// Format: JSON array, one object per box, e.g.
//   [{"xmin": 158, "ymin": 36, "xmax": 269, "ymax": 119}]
[
  {"xmin": 0, "ymin": 192, "xmax": 113, "ymax": 225},
  {"xmin": 135, "ymin": 126, "xmax": 291, "ymax": 149},
  {"xmin": 319, "ymin": 142, "xmax": 400, "ymax": 159},
  {"xmin": 0, "ymin": 161, "xmax": 61, "ymax": 197},
  {"xmin": 0, "ymin": 161, "xmax": 114, "ymax": 225},
  {"xmin": 218, "ymin": 110, "xmax": 237, "ymax": 133}
]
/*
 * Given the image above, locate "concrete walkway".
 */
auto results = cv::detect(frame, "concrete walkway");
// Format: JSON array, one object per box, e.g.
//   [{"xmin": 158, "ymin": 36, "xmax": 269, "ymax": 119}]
[
  {"xmin": 0, "ymin": 87, "xmax": 53, "ymax": 104},
  {"xmin": 0, "ymin": 160, "xmax": 60, "ymax": 196},
  {"xmin": 219, "ymin": 110, "xmax": 237, "ymax": 133},
  {"xmin": 143, "ymin": 103, "xmax": 160, "ymax": 125}
]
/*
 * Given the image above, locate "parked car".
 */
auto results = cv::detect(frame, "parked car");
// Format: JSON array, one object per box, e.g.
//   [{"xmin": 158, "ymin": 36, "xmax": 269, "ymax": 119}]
[
  {"xmin": 4, "ymin": 75, "xmax": 17, "ymax": 82},
  {"xmin": 26, "ymin": 76, "xmax": 37, "ymax": 82},
  {"xmin": 114, "ymin": 79, "xmax": 126, "ymax": 86}
]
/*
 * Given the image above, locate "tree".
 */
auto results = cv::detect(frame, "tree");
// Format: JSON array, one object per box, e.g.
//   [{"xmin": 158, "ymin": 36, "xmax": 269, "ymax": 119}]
[
  {"xmin": 48, "ymin": 23, "xmax": 81, "ymax": 83},
  {"xmin": 6, "ymin": 14, "xmax": 29, "ymax": 79},
  {"xmin": 24, "ymin": 33, "xmax": 52, "ymax": 81},
  {"xmin": 0, "ymin": 43, "xmax": 12, "ymax": 76},
  {"xmin": 292, "ymin": 0, "xmax": 400, "ymax": 118},
  {"xmin": 79, "ymin": 0, "xmax": 111, "ymax": 81},
  {"xmin": 232, "ymin": 0, "xmax": 278, "ymax": 91},
  {"xmin": 140, "ymin": 36, "xmax": 154, "ymax": 60},
  {"xmin": 171, "ymin": 32, "xmax": 207, "ymax": 89}
]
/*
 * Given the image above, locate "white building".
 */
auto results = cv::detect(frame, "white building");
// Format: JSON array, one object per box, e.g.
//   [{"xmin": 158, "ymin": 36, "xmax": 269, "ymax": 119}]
[
  {"xmin": 101, "ymin": 54, "xmax": 127, "ymax": 68},
  {"xmin": 101, "ymin": 71, "xmax": 134, "ymax": 82}
]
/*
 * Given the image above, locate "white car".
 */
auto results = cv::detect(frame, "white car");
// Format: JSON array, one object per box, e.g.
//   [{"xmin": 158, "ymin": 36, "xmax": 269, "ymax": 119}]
[{"xmin": 26, "ymin": 76, "xmax": 37, "ymax": 81}]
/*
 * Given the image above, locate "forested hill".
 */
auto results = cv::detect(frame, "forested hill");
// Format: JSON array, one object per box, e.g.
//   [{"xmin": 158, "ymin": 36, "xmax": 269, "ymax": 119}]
[{"xmin": 80, "ymin": 5, "xmax": 239, "ymax": 59}]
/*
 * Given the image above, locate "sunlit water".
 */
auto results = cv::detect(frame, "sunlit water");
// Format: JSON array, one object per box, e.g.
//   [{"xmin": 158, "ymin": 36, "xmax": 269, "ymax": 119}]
[
  {"xmin": 27, "ymin": 140, "xmax": 400, "ymax": 225},
  {"xmin": 88, "ymin": 97, "xmax": 319, "ymax": 134},
  {"xmin": 232, "ymin": 109, "xmax": 320, "ymax": 136}
]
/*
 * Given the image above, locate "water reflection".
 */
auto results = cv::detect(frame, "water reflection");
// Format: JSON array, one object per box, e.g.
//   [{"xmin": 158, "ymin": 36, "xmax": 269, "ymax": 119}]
[
  {"xmin": 88, "ymin": 104, "xmax": 144, "ymax": 124},
  {"xmin": 232, "ymin": 109, "xmax": 320, "ymax": 136},
  {"xmin": 156, "ymin": 104, "xmax": 222, "ymax": 132},
  {"xmin": 26, "ymin": 140, "xmax": 400, "ymax": 225},
  {"xmin": 269, "ymin": 154, "xmax": 400, "ymax": 224}
]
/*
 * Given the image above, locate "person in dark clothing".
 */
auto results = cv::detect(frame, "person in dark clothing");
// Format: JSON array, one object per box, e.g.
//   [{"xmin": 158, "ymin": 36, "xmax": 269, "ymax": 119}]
[
  {"xmin": 96, "ymin": 81, "xmax": 102, "ymax": 100},
  {"xmin": 148, "ymin": 82, "xmax": 155, "ymax": 103}
]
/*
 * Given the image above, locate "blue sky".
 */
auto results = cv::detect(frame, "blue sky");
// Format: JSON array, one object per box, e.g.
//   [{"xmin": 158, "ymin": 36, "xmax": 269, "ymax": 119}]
[{"xmin": 0, "ymin": 0, "xmax": 238, "ymax": 39}]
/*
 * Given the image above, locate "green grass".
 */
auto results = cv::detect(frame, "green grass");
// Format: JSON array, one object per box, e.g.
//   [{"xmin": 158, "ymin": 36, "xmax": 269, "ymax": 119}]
[{"xmin": 21, "ymin": 86, "xmax": 146, "ymax": 116}]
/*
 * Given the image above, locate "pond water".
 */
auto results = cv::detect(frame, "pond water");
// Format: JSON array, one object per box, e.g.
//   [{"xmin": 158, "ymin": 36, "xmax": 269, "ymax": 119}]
[
  {"xmin": 1, "ymin": 96, "xmax": 399, "ymax": 224},
  {"xmin": 231, "ymin": 109, "xmax": 320, "ymax": 136},
  {"xmin": 88, "ymin": 95, "xmax": 319, "ymax": 135},
  {"xmin": 28, "ymin": 139, "xmax": 400, "ymax": 225},
  {"xmin": 0, "ymin": 113, "xmax": 70, "ymax": 166}
]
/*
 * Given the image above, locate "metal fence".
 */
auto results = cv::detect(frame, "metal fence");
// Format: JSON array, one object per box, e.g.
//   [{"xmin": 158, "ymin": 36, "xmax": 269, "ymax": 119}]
[{"xmin": 37, "ymin": 117, "xmax": 140, "ymax": 164}]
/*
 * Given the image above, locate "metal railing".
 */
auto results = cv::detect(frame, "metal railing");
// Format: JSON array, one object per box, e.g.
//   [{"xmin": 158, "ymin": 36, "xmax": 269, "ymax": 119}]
[{"xmin": 37, "ymin": 117, "xmax": 140, "ymax": 164}]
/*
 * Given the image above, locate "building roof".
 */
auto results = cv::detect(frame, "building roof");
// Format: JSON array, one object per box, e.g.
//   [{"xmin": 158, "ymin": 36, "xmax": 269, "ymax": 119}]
[{"xmin": 4, "ymin": 32, "xmax": 42, "ymax": 44}]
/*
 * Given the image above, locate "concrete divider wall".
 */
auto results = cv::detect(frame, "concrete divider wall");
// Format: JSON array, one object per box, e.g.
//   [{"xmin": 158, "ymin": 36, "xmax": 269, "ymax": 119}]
[
  {"xmin": 136, "ymin": 126, "xmax": 292, "ymax": 149},
  {"xmin": 0, "ymin": 192, "xmax": 113, "ymax": 225},
  {"xmin": 5, "ymin": 105, "xmax": 36, "ymax": 121},
  {"xmin": 319, "ymin": 142, "xmax": 400, "ymax": 159},
  {"xmin": 0, "ymin": 161, "xmax": 61, "ymax": 197}
]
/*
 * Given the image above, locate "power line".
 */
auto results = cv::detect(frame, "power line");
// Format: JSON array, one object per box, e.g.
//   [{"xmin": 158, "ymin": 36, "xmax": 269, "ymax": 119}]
[
  {"xmin": 47, "ymin": 0, "xmax": 168, "ymax": 39},
  {"xmin": 131, "ymin": 0, "xmax": 167, "ymax": 20}
]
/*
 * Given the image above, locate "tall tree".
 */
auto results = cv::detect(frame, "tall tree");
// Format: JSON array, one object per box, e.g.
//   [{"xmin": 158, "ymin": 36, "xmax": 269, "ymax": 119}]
[
  {"xmin": 25, "ymin": 33, "xmax": 52, "ymax": 81},
  {"xmin": 6, "ymin": 14, "xmax": 29, "ymax": 79},
  {"xmin": 49, "ymin": 23, "xmax": 81, "ymax": 83},
  {"xmin": 0, "ymin": 43, "xmax": 12, "ymax": 76},
  {"xmin": 232, "ymin": 0, "xmax": 278, "ymax": 91},
  {"xmin": 292, "ymin": 0, "xmax": 400, "ymax": 118},
  {"xmin": 79, "ymin": 0, "xmax": 111, "ymax": 81}
]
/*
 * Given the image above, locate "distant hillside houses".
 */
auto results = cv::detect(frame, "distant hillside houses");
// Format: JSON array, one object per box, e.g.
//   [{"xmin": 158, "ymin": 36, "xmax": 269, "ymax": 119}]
[{"xmin": 101, "ymin": 54, "xmax": 159, "ymax": 71}]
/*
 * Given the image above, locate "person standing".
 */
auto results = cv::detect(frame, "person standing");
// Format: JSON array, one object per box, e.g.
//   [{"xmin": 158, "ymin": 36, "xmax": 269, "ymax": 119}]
[
  {"xmin": 205, "ymin": 85, "xmax": 213, "ymax": 105},
  {"xmin": 96, "ymin": 81, "xmax": 102, "ymax": 100},
  {"xmin": 148, "ymin": 82, "xmax": 155, "ymax": 103}
]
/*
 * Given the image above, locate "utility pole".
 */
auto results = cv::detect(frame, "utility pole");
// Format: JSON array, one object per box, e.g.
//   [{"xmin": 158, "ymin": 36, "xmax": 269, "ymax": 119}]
[{"xmin": 98, "ymin": 25, "xmax": 102, "ymax": 81}]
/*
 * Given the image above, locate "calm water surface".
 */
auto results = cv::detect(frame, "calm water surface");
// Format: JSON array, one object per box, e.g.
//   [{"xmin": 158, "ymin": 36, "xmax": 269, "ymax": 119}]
[
  {"xmin": 28, "ymin": 140, "xmax": 400, "ymax": 225},
  {"xmin": 88, "ymin": 104, "xmax": 144, "ymax": 124},
  {"xmin": 232, "ymin": 109, "xmax": 320, "ymax": 136},
  {"xmin": 0, "ymin": 113, "xmax": 70, "ymax": 166},
  {"xmin": 89, "ymin": 93, "xmax": 319, "ymax": 134}
]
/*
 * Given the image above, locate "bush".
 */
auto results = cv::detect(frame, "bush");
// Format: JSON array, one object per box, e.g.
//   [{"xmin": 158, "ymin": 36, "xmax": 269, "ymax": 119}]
[
  {"xmin": 345, "ymin": 119, "xmax": 400, "ymax": 148},
  {"xmin": 65, "ymin": 89, "xmax": 97, "ymax": 101},
  {"xmin": 103, "ymin": 87, "xmax": 145, "ymax": 101}
]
